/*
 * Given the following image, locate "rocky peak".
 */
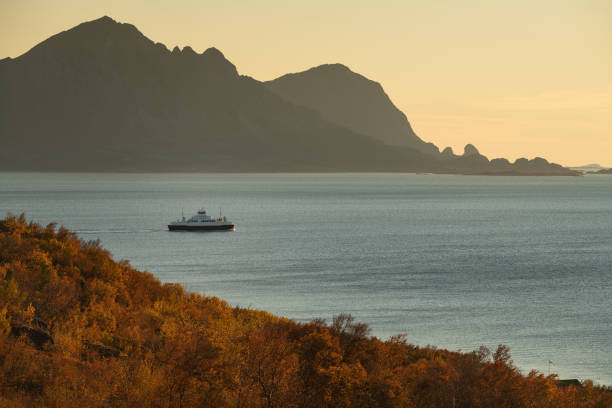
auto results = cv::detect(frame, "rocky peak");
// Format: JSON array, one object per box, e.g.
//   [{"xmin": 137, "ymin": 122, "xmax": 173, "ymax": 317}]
[
  {"xmin": 310, "ymin": 63, "xmax": 351, "ymax": 73},
  {"xmin": 463, "ymin": 144, "xmax": 480, "ymax": 157},
  {"xmin": 93, "ymin": 15, "xmax": 116, "ymax": 24},
  {"xmin": 16, "ymin": 15, "xmax": 156, "ymax": 63},
  {"xmin": 167, "ymin": 45, "xmax": 237, "ymax": 76},
  {"xmin": 181, "ymin": 46, "xmax": 197, "ymax": 56},
  {"xmin": 441, "ymin": 147, "xmax": 455, "ymax": 159},
  {"xmin": 202, "ymin": 47, "xmax": 225, "ymax": 59}
]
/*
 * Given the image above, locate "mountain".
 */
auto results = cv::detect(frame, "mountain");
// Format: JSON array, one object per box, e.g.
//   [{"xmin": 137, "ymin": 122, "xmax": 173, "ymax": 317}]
[
  {"xmin": 265, "ymin": 65, "xmax": 577, "ymax": 176},
  {"xmin": 1, "ymin": 16, "xmax": 430, "ymax": 172},
  {"xmin": 266, "ymin": 64, "xmax": 439, "ymax": 155},
  {"xmin": 0, "ymin": 16, "xmax": 577, "ymax": 175}
]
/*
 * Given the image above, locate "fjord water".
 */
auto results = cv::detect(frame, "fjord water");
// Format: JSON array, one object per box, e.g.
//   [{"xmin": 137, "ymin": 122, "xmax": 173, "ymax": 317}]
[{"xmin": 1, "ymin": 173, "xmax": 611, "ymax": 384}]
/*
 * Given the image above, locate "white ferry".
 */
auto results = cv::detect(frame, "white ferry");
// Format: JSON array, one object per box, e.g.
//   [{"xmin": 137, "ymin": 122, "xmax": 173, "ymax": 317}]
[{"xmin": 168, "ymin": 209, "xmax": 235, "ymax": 231}]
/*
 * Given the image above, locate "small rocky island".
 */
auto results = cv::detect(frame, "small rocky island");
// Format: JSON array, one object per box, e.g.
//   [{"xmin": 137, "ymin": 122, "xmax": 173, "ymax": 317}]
[{"xmin": 592, "ymin": 168, "xmax": 612, "ymax": 174}]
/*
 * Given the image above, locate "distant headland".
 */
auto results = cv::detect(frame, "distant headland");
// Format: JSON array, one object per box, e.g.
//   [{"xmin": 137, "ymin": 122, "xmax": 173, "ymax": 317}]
[{"xmin": 0, "ymin": 16, "xmax": 578, "ymax": 175}]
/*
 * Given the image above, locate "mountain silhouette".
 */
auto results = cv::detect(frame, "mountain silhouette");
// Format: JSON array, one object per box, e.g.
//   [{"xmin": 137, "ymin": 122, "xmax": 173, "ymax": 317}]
[
  {"xmin": 0, "ymin": 16, "xmax": 577, "ymax": 175},
  {"xmin": 266, "ymin": 64, "xmax": 438, "ymax": 155}
]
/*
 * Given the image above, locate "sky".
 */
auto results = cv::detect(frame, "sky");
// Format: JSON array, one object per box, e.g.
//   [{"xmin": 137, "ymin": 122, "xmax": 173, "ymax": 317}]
[{"xmin": 1, "ymin": 0, "xmax": 610, "ymax": 166}]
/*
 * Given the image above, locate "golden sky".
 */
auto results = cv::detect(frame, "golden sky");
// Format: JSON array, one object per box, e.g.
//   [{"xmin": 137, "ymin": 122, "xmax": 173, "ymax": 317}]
[{"xmin": 2, "ymin": 0, "xmax": 610, "ymax": 166}]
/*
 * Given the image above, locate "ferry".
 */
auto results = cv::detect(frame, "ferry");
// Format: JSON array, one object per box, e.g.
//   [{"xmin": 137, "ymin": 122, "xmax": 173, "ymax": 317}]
[{"xmin": 168, "ymin": 209, "xmax": 235, "ymax": 231}]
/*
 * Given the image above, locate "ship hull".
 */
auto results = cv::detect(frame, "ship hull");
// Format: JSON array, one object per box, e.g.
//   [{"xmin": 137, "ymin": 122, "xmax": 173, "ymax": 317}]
[{"xmin": 168, "ymin": 224, "xmax": 235, "ymax": 231}]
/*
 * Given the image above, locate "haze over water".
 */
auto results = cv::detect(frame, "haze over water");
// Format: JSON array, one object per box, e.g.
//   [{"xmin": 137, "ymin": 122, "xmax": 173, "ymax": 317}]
[{"xmin": 1, "ymin": 172, "xmax": 611, "ymax": 384}]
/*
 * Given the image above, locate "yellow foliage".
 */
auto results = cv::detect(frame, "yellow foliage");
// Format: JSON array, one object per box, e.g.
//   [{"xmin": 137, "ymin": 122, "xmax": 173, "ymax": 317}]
[{"xmin": 0, "ymin": 214, "xmax": 610, "ymax": 408}]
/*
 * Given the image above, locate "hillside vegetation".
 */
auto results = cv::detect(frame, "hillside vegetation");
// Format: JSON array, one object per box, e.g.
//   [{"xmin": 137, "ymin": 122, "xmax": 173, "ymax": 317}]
[{"xmin": 0, "ymin": 214, "xmax": 609, "ymax": 407}]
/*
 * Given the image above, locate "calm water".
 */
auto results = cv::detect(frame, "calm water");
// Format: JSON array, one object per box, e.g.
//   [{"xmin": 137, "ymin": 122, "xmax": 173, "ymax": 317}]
[{"xmin": 1, "ymin": 172, "xmax": 611, "ymax": 384}]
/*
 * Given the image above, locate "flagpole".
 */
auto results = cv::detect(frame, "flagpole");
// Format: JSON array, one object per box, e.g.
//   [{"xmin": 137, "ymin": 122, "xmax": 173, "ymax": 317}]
[{"xmin": 548, "ymin": 360, "xmax": 553, "ymax": 376}]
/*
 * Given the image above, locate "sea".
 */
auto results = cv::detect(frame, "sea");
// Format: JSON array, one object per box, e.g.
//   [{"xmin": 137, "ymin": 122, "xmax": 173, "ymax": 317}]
[{"xmin": 1, "ymin": 172, "xmax": 611, "ymax": 385}]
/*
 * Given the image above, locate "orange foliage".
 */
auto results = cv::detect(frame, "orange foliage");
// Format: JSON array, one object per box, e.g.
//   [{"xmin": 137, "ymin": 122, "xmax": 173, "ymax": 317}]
[{"xmin": 0, "ymin": 214, "xmax": 610, "ymax": 407}]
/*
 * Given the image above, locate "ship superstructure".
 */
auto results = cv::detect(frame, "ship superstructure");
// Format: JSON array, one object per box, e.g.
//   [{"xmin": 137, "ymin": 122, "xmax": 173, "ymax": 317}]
[{"xmin": 168, "ymin": 209, "xmax": 235, "ymax": 231}]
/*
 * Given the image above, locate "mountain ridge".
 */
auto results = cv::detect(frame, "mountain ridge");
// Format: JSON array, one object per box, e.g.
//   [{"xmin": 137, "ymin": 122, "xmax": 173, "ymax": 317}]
[
  {"xmin": 0, "ymin": 16, "xmax": 578, "ymax": 175},
  {"xmin": 266, "ymin": 63, "xmax": 440, "ymax": 155}
]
